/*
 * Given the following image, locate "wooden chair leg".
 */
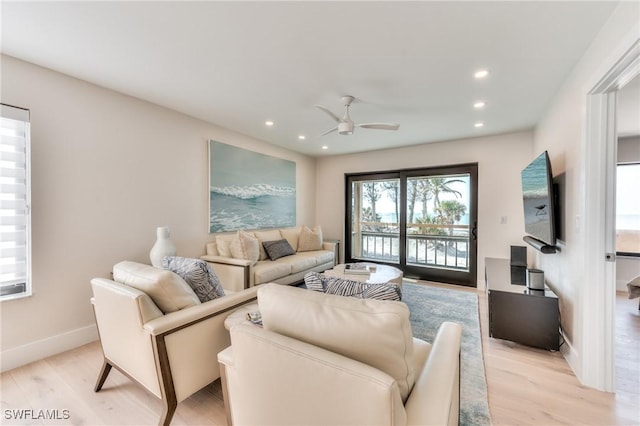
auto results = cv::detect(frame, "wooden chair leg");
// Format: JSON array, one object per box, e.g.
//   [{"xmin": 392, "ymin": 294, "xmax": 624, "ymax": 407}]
[
  {"xmin": 94, "ymin": 359, "xmax": 113, "ymax": 392},
  {"xmin": 159, "ymin": 396, "xmax": 177, "ymax": 426}
]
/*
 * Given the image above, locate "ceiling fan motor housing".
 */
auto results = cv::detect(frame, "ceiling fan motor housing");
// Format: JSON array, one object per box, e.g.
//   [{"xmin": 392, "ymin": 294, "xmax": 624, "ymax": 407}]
[{"xmin": 338, "ymin": 121, "xmax": 354, "ymax": 135}]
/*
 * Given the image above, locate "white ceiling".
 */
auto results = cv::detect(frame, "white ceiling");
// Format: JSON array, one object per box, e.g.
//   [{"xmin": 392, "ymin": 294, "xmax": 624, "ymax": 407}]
[{"xmin": 1, "ymin": 1, "xmax": 623, "ymax": 156}]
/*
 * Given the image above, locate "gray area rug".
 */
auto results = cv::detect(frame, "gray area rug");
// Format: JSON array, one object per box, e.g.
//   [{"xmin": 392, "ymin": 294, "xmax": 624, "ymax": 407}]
[{"xmin": 402, "ymin": 282, "xmax": 491, "ymax": 426}]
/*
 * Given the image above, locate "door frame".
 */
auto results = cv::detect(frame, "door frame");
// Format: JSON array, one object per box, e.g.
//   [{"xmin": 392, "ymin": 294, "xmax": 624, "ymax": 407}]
[
  {"xmin": 583, "ymin": 39, "xmax": 639, "ymax": 391},
  {"xmin": 345, "ymin": 163, "xmax": 478, "ymax": 287}
]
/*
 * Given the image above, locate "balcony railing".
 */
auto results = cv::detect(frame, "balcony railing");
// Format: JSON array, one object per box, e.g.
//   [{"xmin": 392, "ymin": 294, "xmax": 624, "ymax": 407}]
[{"xmin": 353, "ymin": 222, "xmax": 470, "ymax": 271}]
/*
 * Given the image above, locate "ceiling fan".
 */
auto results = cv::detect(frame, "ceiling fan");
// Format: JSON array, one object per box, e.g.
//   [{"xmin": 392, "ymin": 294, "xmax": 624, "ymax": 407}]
[{"xmin": 315, "ymin": 95, "xmax": 400, "ymax": 136}]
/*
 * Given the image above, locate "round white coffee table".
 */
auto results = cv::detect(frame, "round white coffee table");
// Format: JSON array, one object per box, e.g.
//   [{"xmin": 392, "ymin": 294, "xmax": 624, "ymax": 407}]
[{"xmin": 323, "ymin": 263, "xmax": 403, "ymax": 288}]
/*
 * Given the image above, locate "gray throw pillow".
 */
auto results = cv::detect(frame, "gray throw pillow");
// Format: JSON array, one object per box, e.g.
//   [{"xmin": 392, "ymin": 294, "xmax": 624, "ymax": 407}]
[
  {"xmin": 162, "ymin": 256, "xmax": 225, "ymax": 302},
  {"xmin": 262, "ymin": 239, "xmax": 295, "ymax": 261}
]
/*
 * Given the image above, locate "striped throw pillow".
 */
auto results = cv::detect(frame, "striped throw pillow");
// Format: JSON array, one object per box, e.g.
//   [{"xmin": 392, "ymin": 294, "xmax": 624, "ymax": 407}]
[
  {"xmin": 162, "ymin": 256, "xmax": 225, "ymax": 302},
  {"xmin": 325, "ymin": 278, "xmax": 401, "ymax": 301},
  {"xmin": 304, "ymin": 271, "xmax": 329, "ymax": 292}
]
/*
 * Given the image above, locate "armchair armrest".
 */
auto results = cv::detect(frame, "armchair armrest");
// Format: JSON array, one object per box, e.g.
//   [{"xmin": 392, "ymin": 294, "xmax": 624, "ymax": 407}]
[
  {"xmin": 143, "ymin": 287, "xmax": 258, "ymax": 336},
  {"xmin": 404, "ymin": 321, "xmax": 462, "ymax": 426},
  {"xmin": 143, "ymin": 287, "xmax": 258, "ymax": 404}
]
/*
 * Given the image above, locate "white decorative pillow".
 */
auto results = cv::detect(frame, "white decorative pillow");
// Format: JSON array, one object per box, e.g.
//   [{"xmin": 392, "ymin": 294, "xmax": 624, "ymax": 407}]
[
  {"xmin": 215, "ymin": 236, "xmax": 231, "ymax": 257},
  {"xmin": 113, "ymin": 261, "xmax": 200, "ymax": 314},
  {"xmin": 298, "ymin": 225, "xmax": 323, "ymax": 252},
  {"xmin": 206, "ymin": 241, "xmax": 219, "ymax": 256},
  {"xmin": 230, "ymin": 231, "xmax": 260, "ymax": 262},
  {"xmin": 279, "ymin": 227, "xmax": 301, "ymax": 252}
]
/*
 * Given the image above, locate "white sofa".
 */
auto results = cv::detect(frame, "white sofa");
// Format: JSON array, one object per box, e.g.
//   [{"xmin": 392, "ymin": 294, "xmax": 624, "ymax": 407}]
[
  {"xmin": 219, "ymin": 284, "xmax": 463, "ymax": 425},
  {"xmin": 201, "ymin": 226, "xmax": 338, "ymax": 292}
]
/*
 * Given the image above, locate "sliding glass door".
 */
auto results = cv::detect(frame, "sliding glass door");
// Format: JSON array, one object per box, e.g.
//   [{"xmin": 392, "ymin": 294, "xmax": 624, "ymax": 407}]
[
  {"xmin": 346, "ymin": 164, "xmax": 478, "ymax": 287},
  {"xmin": 350, "ymin": 174, "xmax": 401, "ymax": 264}
]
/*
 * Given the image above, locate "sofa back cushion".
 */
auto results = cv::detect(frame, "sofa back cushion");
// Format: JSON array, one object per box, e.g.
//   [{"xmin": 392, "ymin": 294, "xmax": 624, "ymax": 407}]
[
  {"xmin": 297, "ymin": 225, "xmax": 323, "ymax": 252},
  {"xmin": 253, "ymin": 229, "xmax": 283, "ymax": 260},
  {"xmin": 230, "ymin": 231, "xmax": 260, "ymax": 263},
  {"xmin": 257, "ymin": 284, "xmax": 415, "ymax": 401},
  {"xmin": 113, "ymin": 261, "xmax": 200, "ymax": 313},
  {"xmin": 279, "ymin": 226, "xmax": 301, "ymax": 252}
]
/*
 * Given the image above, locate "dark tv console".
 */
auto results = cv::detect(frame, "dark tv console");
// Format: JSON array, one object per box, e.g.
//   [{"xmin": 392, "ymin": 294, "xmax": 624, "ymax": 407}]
[{"xmin": 485, "ymin": 257, "xmax": 560, "ymax": 351}]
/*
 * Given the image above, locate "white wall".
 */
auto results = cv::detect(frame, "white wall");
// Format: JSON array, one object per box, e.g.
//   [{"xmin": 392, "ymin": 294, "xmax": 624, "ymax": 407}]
[
  {"xmin": 0, "ymin": 55, "xmax": 316, "ymax": 372},
  {"xmin": 315, "ymin": 131, "xmax": 533, "ymax": 286},
  {"xmin": 617, "ymin": 136, "xmax": 640, "ymax": 291},
  {"xmin": 532, "ymin": 2, "xmax": 639, "ymax": 385}
]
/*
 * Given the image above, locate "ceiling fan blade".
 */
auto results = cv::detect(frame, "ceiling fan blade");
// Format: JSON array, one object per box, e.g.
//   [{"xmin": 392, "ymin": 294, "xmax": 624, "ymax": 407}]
[
  {"xmin": 315, "ymin": 105, "xmax": 342, "ymax": 123},
  {"xmin": 320, "ymin": 126, "xmax": 338, "ymax": 136},
  {"xmin": 358, "ymin": 123, "xmax": 400, "ymax": 131}
]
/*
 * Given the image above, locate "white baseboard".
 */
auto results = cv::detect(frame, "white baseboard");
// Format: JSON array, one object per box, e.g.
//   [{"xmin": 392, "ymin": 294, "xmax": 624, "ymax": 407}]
[
  {"xmin": 616, "ymin": 279, "xmax": 630, "ymax": 292},
  {"xmin": 1, "ymin": 324, "xmax": 99, "ymax": 373},
  {"xmin": 560, "ymin": 328, "xmax": 580, "ymax": 379}
]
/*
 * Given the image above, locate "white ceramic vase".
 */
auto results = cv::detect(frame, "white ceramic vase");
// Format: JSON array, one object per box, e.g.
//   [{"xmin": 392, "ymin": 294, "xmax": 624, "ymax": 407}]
[{"xmin": 149, "ymin": 226, "xmax": 177, "ymax": 267}]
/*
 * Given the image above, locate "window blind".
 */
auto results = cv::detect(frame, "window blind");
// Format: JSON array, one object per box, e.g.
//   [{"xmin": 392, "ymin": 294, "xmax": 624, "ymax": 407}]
[{"xmin": 0, "ymin": 104, "xmax": 31, "ymax": 300}]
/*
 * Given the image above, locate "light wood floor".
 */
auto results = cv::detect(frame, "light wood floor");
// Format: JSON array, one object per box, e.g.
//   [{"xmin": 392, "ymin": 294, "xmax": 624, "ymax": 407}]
[{"xmin": 1, "ymin": 286, "xmax": 638, "ymax": 425}]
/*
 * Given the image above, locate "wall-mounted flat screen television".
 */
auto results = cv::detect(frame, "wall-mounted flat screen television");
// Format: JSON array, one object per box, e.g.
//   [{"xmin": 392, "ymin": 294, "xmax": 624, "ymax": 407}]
[{"xmin": 521, "ymin": 151, "xmax": 556, "ymax": 247}]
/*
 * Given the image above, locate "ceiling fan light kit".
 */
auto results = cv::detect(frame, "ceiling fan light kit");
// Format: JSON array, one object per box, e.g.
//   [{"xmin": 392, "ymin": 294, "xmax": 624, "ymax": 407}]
[{"xmin": 315, "ymin": 95, "xmax": 399, "ymax": 136}]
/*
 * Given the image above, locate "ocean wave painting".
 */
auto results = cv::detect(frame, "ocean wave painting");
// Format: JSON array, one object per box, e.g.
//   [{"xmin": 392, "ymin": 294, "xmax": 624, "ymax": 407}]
[{"xmin": 209, "ymin": 141, "xmax": 296, "ymax": 233}]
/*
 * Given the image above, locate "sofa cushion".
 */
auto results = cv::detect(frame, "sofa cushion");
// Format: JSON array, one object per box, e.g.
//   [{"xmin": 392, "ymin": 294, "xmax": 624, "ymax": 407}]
[
  {"xmin": 277, "ymin": 254, "xmax": 316, "ymax": 274},
  {"xmin": 206, "ymin": 241, "xmax": 219, "ymax": 256},
  {"xmin": 279, "ymin": 226, "xmax": 301, "ymax": 252},
  {"xmin": 295, "ymin": 250, "xmax": 334, "ymax": 265},
  {"xmin": 298, "ymin": 225, "xmax": 323, "ymax": 252},
  {"xmin": 230, "ymin": 231, "xmax": 260, "ymax": 263},
  {"xmin": 263, "ymin": 239, "xmax": 295, "ymax": 261},
  {"xmin": 258, "ymin": 284, "xmax": 415, "ymax": 402},
  {"xmin": 254, "ymin": 229, "xmax": 283, "ymax": 260},
  {"xmin": 253, "ymin": 261, "xmax": 292, "ymax": 284},
  {"xmin": 215, "ymin": 235, "xmax": 232, "ymax": 257},
  {"xmin": 162, "ymin": 256, "xmax": 225, "ymax": 302},
  {"xmin": 113, "ymin": 261, "xmax": 200, "ymax": 313}
]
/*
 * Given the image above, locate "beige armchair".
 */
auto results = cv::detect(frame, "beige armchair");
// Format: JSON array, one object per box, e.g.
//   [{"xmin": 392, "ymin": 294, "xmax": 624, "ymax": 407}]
[
  {"xmin": 218, "ymin": 284, "xmax": 463, "ymax": 426},
  {"xmin": 91, "ymin": 261, "xmax": 258, "ymax": 426}
]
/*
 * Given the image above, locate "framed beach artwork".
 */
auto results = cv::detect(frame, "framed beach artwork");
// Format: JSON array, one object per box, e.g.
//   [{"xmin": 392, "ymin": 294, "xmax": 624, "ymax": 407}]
[{"xmin": 208, "ymin": 140, "xmax": 296, "ymax": 233}]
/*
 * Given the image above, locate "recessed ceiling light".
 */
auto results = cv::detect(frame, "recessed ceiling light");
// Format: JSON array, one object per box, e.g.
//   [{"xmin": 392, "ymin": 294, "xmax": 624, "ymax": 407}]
[
  {"xmin": 474, "ymin": 122, "xmax": 485, "ymax": 128},
  {"xmin": 265, "ymin": 120, "xmax": 274, "ymax": 127},
  {"xmin": 474, "ymin": 69, "xmax": 489, "ymax": 79},
  {"xmin": 473, "ymin": 101, "xmax": 486, "ymax": 109},
  {"xmin": 321, "ymin": 145, "xmax": 328, "ymax": 150},
  {"xmin": 298, "ymin": 135, "xmax": 306, "ymax": 140}
]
